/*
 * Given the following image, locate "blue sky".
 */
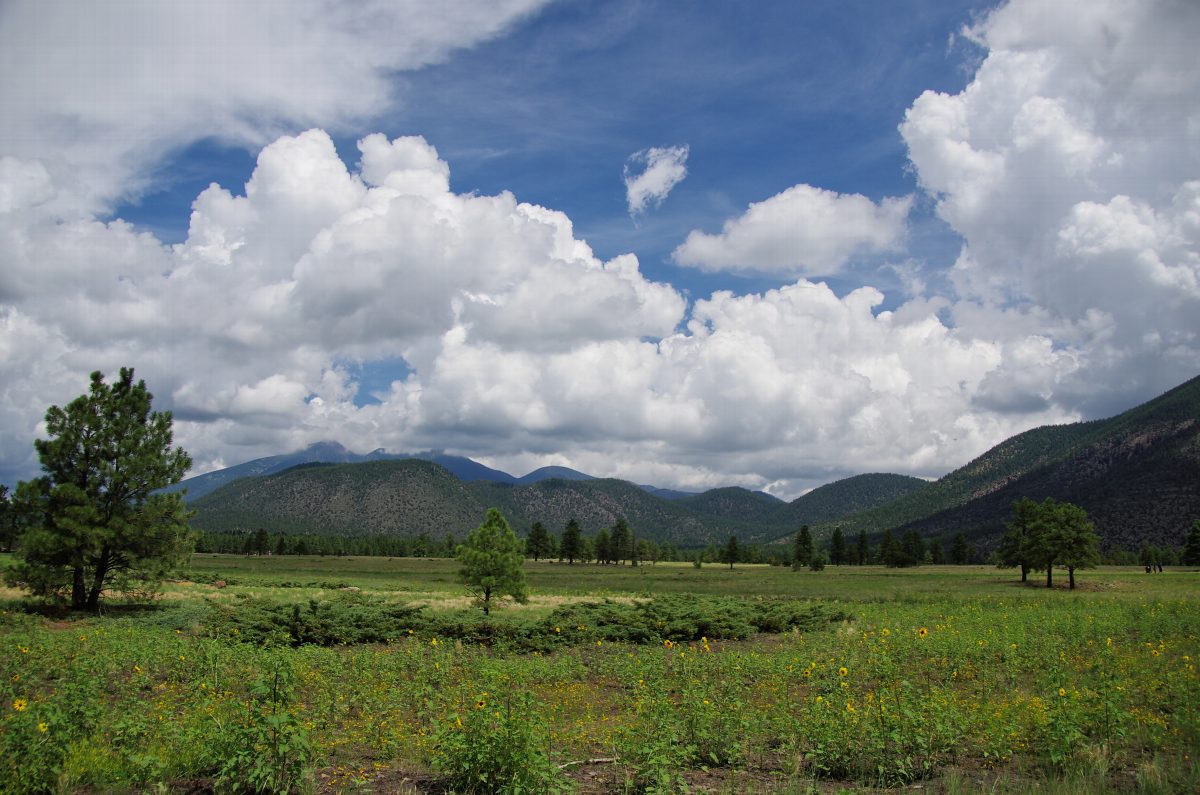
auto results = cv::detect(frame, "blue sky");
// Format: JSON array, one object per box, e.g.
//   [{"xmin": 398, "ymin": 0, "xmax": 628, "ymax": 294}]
[
  {"xmin": 1, "ymin": 0, "xmax": 1197, "ymax": 497},
  {"xmin": 116, "ymin": 1, "xmax": 986, "ymax": 297}
]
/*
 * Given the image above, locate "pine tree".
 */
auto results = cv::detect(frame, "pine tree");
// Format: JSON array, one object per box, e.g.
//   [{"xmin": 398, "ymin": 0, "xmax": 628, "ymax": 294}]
[
  {"xmin": 610, "ymin": 517, "xmax": 632, "ymax": 565},
  {"xmin": 526, "ymin": 521, "xmax": 552, "ymax": 561},
  {"xmin": 7, "ymin": 368, "xmax": 192, "ymax": 610},
  {"xmin": 1047, "ymin": 500, "xmax": 1100, "ymax": 589},
  {"xmin": 559, "ymin": 518, "xmax": 582, "ymax": 564},
  {"xmin": 856, "ymin": 530, "xmax": 868, "ymax": 565},
  {"xmin": 1185, "ymin": 521, "xmax": 1200, "ymax": 566},
  {"xmin": 829, "ymin": 528, "xmax": 846, "ymax": 566},
  {"xmin": 998, "ymin": 497, "xmax": 1038, "ymax": 581},
  {"xmin": 456, "ymin": 508, "xmax": 528, "ymax": 615},
  {"xmin": 950, "ymin": 532, "xmax": 971, "ymax": 565},
  {"xmin": 793, "ymin": 525, "xmax": 813, "ymax": 570},
  {"xmin": 721, "ymin": 535, "xmax": 740, "ymax": 569},
  {"xmin": 593, "ymin": 527, "xmax": 612, "ymax": 565}
]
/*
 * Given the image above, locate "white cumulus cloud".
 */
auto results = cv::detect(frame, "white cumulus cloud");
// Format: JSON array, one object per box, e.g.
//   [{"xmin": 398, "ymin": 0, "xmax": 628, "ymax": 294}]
[
  {"xmin": 672, "ymin": 184, "xmax": 912, "ymax": 276},
  {"xmin": 624, "ymin": 145, "xmax": 689, "ymax": 216},
  {"xmin": 901, "ymin": 0, "xmax": 1200, "ymax": 414}
]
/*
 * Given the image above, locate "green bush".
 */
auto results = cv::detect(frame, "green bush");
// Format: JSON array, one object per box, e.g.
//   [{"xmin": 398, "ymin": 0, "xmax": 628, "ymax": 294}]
[{"xmin": 431, "ymin": 691, "xmax": 564, "ymax": 793}]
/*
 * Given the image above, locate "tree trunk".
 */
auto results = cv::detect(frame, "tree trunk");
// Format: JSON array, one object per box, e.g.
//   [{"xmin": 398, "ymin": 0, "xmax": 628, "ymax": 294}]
[
  {"xmin": 71, "ymin": 564, "xmax": 86, "ymax": 609},
  {"xmin": 1068, "ymin": 566, "xmax": 1075, "ymax": 590},
  {"xmin": 1045, "ymin": 563, "xmax": 1053, "ymax": 589},
  {"xmin": 1020, "ymin": 563, "xmax": 1028, "ymax": 582},
  {"xmin": 85, "ymin": 546, "xmax": 111, "ymax": 612},
  {"xmin": 483, "ymin": 586, "xmax": 491, "ymax": 615}
]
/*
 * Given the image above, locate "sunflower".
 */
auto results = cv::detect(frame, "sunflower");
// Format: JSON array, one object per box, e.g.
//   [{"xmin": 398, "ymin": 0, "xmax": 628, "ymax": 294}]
[
  {"xmin": 918, "ymin": 627, "xmax": 929, "ymax": 638},
  {"xmin": 1058, "ymin": 687, "xmax": 1067, "ymax": 697},
  {"xmin": 12, "ymin": 699, "xmax": 27, "ymax": 712},
  {"xmin": 838, "ymin": 666, "xmax": 848, "ymax": 677}
]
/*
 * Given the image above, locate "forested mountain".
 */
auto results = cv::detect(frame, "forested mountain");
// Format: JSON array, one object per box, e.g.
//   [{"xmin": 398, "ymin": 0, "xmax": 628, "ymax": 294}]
[
  {"xmin": 771, "ymin": 473, "xmax": 930, "ymax": 538},
  {"xmin": 187, "ymin": 374, "xmax": 1200, "ymax": 550},
  {"xmin": 818, "ymin": 374, "xmax": 1200, "ymax": 550},
  {"xmin": 173, "ymin": 443, "xmax": 529, "ymax": 500},
  {"xmin": 189, "ymin": 460, "xmax": 487, "ymax": 537},
  {"xmin": 189, "ymin": 465, "xmax": 920, "ymax": 546}
]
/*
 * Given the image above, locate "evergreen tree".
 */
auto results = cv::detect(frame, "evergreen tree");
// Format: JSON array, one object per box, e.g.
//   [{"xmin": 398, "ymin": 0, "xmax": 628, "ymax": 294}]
[
  {"xmin": 559, "ymin": 518, "xmax": 582, "ymax": 564},
  {"xmin": 950, "ymin": 532, "xmax": 971, "ymax": 565},
  {"xmin": 526, "ymin": 521, "xmax": 552, "ymax": 561},
  {"xmin": 7, "ymin": 368, "xmax": 192, "ymax": 610},
  {"xmin": 1184, "ymin": 520, "xmax": 1200, "ymax": 566},
  {"xmin": 456, "ymin": 508, "xmax": 528, "ymax": 615},
  {"xmin": 1048, "ymin": 500, "xmax": 1100, "ymax": 589},
  {"xmin": 998, "ymin": 497, "xmax": 1038, "ymax": 581},
  {"xmin": 793, "ymin": 525, "xmax": 813, "ymax": 570},
  {"xmin": 721, "ymin": 535, "xmax": 740, "ymax": 569},
  {"xmin": 930, "ymin": 540, "xmax": 945, "ymax": 564},
  {"xmin": 610, "ymin": 517, "xmax": 631, "ymax": 565},
  {"xmin": 829, "ymin": 528, "xmax": 846, "ymax": 566},
  {"xmin": 896, "ymin": 529, "xmax": 925, "ymax": 567},
  {"xmin": 855, "ymin": 530, "xmax": 868, "ymax": 565},
  {"xmin": 593, "ymin": 528, "xmax": 612, "ymax": 565},
  {"xmin": 878, "ymin": 528, "xmax": 896, "ymax": 567},
  {"xmin": 0, "ymin": 485, "xmax": 11, "ymax": 552}
]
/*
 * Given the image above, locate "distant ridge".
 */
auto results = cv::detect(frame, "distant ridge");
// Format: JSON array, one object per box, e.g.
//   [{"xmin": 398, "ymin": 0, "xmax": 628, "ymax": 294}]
[
  {"xmin": 184, "ymin": 372, "xmax": 1200, "ymax": 550},
  {"xmin": 818, "ymin": 373, "xmax": 1200, "ymax": 550},
  {"xmin": 174, "ymin": 443, "xmax": 526, "ymax": 500}
]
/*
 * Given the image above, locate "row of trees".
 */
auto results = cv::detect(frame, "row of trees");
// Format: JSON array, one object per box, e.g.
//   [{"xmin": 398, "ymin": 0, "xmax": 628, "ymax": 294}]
[{"xmin": 997, "ymin": 497, "xmax": 1100, "ymax": 589}]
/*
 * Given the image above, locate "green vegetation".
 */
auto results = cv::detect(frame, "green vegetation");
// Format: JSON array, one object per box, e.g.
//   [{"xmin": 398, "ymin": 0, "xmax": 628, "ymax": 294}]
[
  {"xmin": 999, "ymin": 498, "xmax": 1101, "ymax": 589},
  {"xmin": 456, "ymin": 509, "xmax": 527, "ymax": 615},
  {"xmin": 189, "ymin": 465, "xmax": 930, "ymax": 548},
  {"xmin": 824, "ymin": 374, "xmax": 1200, "ymax": 552},
  {"xmin": 1, "ymin": 553, "xmax": 1196, "ymax": 793},
  {"xmin": 4, "ymin": 368, "xmax": 192, "ymax": 610}
]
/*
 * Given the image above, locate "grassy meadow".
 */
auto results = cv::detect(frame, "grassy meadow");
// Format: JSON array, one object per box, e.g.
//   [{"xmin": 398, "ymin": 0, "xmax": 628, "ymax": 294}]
[{"xmin": 1, "ymin": 553, "xmax": 1197, "ymax": 793}]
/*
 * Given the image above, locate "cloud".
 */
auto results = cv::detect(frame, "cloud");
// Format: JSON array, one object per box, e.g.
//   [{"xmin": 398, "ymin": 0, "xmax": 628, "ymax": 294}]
[
  {"xmin": 672, "ymin": 184, "xmax": 912, "ymax": 276},
  {"xmin": 0, "ymin": 124, "xmax": 1080, "ymax": 498},
  {"xmin": 624, "ymin": 145, "xmax": 689, "ymax": 216},
  {"xmin": 900, "ymin": 0, "xmax": 1200, "ymax": 413},
  {"xmin": 0, "ymin": 0, "xmax": 550, "ymax": 211},
  {"xmin": 2, "ymin": 0, "xmax": 1198, "ymax": 501}
]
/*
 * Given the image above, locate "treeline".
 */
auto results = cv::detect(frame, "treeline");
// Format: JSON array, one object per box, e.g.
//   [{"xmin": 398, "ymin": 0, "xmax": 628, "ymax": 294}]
[{"xmin": 190, "ymin": 513, "xmax": 1200, "ymax": 569}]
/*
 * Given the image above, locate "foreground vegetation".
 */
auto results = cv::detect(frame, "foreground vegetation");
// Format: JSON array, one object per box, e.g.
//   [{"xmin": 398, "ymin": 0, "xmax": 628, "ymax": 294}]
[{"xmin": 1, "ymin": 556, "xmax": 1198, "ymax": 793}]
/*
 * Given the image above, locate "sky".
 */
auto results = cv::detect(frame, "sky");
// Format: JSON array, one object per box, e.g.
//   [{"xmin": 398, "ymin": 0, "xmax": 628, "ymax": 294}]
[{"xmin": 1, "ymin": 0, "xmax": 1198, "ymax": 499}]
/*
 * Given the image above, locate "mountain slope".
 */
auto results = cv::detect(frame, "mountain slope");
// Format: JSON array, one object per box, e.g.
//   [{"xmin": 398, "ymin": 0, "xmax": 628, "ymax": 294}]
[
  {"xmin": 772, "ymin": 473, "xmax": 931, "ymax": 540},
  {"xmin": 467, "ymin": 478, "xmax": 761, "ymax": 546},
  {"xmin": 173, "ymin": 443, "xmax": 516, "ymax": 500},
  {"xmin": 189, "ymin": 459, "xmax": 488, "ymax": 536},
  {"xmin": 822, "ymin": 373, "xmax": 1200, "ymax": 549}
]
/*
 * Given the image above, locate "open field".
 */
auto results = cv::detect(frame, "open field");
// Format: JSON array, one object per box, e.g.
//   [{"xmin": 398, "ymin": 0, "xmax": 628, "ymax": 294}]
[{"xmin": 1, "ymin": 554, "xmax": 1198, "ymax": 793}]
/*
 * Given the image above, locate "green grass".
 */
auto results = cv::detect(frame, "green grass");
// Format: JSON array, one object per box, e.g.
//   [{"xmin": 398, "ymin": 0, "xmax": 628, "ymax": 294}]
[
  {"xmin": 177, "ymin": 552, "xmax": 1198, "ymax": 601},
  {"xmin": 1, "ymin": 554, "xmax": 1197, "ymax": 793}
]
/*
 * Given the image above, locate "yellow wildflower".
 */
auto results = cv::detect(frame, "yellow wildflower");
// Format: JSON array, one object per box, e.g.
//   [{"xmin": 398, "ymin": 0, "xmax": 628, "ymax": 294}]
[
  {"xmin": 838, "ymin": 666, "xmax": 848, "ymax": 677},
  {"xmin": 12, "ymin": 699, "xmax": 27, "ymax": 712},
  {"xmin": 663, "ymin": 639, "xmax": 674, "ymax": 649},
  {"xmin": 37, "ymin": 722, "xmax": 48, "ymax": 734},
  {"xmin": 1058, "ymin": 688, "xmax": 1067, "ymax": 697},
  {"xmin": 918, "ymin": 627, "xmax": 929, "ymax": 638}
]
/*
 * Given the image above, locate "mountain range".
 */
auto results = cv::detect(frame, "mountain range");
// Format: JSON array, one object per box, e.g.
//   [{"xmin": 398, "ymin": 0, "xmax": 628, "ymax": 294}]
[{"xmin": 185, "ymin": 373, "xmax": 1200, "ymax": 550}]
